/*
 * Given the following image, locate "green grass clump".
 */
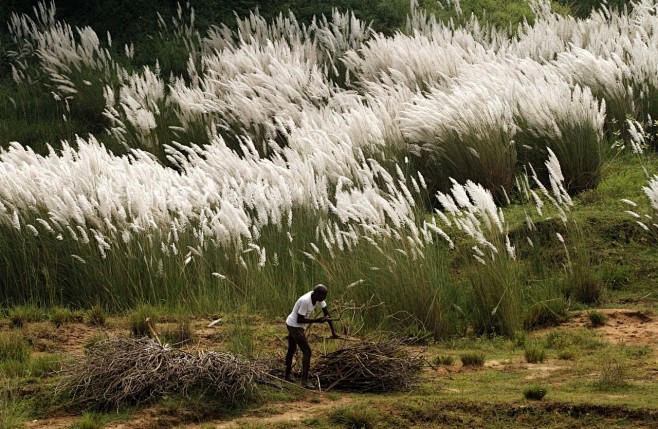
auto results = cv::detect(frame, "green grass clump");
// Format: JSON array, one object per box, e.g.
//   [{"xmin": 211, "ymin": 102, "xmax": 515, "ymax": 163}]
[
  {"xmin": 73, "ymin": 412, "xmax": 104, "ymax": 429},
  {"xmin": 86, "ymin": 304, "xmax": 107, "ymax": 327},
  {"xmin": 8, "ymin": 305, "xmax": 45, "ymax": 328},
  {"xmin": 432, "ymin": 354, "xmax": 455, "ymax": 366},
  {"xmin": 460, "ymin": 352, "xmax": 486, "ymax": 367},
  {"xmin": 128, "ymin": 305, "xmax": 161, "ymax": 338},
  {"xmin": 329, "ymin": 404, "xmax": 379, "ymax": 429},
  {"xmin": 524, "ymin": 342, "xmax": 546, "ymax": 364},
  {"xmin": 523, "ymin": 385, "xmax": 548, "ymax": 400},
  {"xmin": 50, "ymin": 307, "xmax": 84, "ymax": 327},
  {"xmin": 0, "ymin": 378, "xmax": 28, "ymax": 429},
  {"xmin": 161, "ymin": 317, "xmax": 195, "ymax": 346},
  {"xmin": 587, "ymin": 310, "xmax": 608, "ymax": 327},
  {"xmin": 0, "ymin": 331, "xmax": 31, "ymax": 363},
  {"xmin": 595, "ymin": 354, "xmax": 628, "ymax": 391}
]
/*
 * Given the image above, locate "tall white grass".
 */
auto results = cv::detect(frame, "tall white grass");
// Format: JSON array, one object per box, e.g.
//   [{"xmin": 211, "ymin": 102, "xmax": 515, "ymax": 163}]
[{"xmin": 4, "ymin": 0, "xmax": 658, "ymax": 318}]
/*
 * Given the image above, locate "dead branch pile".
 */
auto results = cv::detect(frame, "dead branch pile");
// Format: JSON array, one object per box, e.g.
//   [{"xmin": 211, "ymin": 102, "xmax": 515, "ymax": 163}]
[
  {"xmin": 312, "ymin": 340, "xmax": 423, "ymax": 392},
  {"xmin": 57, "ymin": 337, "xmax": 261, "ymax": 409}
]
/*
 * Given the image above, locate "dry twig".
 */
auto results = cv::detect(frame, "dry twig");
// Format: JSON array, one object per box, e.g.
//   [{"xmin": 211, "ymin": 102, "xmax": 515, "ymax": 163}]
[{"xmin": 312, "ymin": 339, "xmax": 423, "ymax": 392}]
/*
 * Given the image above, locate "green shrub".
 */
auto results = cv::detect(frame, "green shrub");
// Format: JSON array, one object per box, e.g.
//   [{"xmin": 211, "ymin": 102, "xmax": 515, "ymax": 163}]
[
  {"xmin": 523, "ymin": 385, "xmax": 547, "ymax": 400},
  {"xmin": 460, "ymin": 352, "xmax": 486, "ymax": 367}
]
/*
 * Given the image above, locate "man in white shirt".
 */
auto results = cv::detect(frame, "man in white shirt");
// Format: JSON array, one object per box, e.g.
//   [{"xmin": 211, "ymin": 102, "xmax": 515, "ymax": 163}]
[{"xmin": 285, "ymin": 283, "xmax": 339, "ymax": 387}]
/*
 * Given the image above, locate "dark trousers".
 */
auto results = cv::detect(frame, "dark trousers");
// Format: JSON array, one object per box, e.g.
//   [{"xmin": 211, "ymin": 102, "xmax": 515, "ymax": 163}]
[{"xmin": 285, "ymin": 325, "xmax": 311, "ymax": 382}]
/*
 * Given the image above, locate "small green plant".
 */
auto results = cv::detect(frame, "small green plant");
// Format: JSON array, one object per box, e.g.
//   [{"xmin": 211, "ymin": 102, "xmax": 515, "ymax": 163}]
[
  {"xmin": 432, "ymin": 354, "xmax": 455, "ymax": 366},
  {"xmin": 523, "ymin": 385, "xmax": 547, "ymax": 400},
  {"xmin": 329, "ymin": 404, "xmax": 379, "ymax": 429},
  {"xmin": 87, "ymin": 304, "xmax": 107, "ymax": 327},
  {"xmin": 524, "ymin": 342, "xmax": 546, "ymax": 364},
  {"xmin": 460, "ymin": 352, "xmax": 486, "ymax": 367},
  {"xmin": 595, "ymin": 354, "xmax": 627, "ymax": 390},
  {"xmin": 587, "ymin": 310, "xmax": 608, "ymax": 327},
  {"xmin": 0, "ymin": 332, "xmax": 31, "ymax": 363}
]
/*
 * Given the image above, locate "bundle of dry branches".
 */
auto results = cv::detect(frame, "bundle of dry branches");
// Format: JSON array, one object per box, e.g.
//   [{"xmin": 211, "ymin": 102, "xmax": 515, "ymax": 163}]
[
  {"xmin": 57, "ymin": 337, "xmax": 261, "ymax": 409},
  {"xmin": 312, "ymin": 339, "xmax": 423, "ymax": 392}
]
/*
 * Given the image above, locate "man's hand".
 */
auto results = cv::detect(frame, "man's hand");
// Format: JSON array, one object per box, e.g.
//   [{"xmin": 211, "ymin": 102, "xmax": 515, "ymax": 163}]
[{"xmin": 330, "ymin": 333, "xmax": 341, "ymax": 339}]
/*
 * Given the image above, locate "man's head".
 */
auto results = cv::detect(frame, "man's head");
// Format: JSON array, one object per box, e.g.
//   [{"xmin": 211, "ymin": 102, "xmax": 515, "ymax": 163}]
[{"xmin": 312, "ymin": 283, "xmax": 328, "ymax": 301}]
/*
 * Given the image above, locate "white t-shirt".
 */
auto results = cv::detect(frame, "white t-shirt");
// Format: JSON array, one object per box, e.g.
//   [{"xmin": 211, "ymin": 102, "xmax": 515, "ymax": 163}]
[{"xmin": 286, "ymin": 291, "xmax": 327, "ymax": 329}]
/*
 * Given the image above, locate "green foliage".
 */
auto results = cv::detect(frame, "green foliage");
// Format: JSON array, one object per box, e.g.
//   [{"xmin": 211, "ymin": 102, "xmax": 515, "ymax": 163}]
[
  {"xmin": 329, "ymin": 404, "xmax": 380, "ymax": 429},
  {"xmin": 0, "ymin": 332, "xmax": 31, "ymax": 363},
  {"xmin": 523, "ymin": 280, "xmax": 569, "ymax": 329},
  {"xmin": 49, "ymin": 307, "xmax": 84, "ymax": 328},
  {"xmin": 432, "ymin": 354, "xmax": 455, "ymax": 366},
  {"xmin": 73, "ymin": 412, "xmax": 104, "ymax": 429},
  {"xmin": 523, "ymin": 384, "xmax": 547, "ymax": 400},
  {"xmin": 161, "ymin": 316, "xmax": 196, "ymax": 347},
  {"xmin": 0, "ymin": 377, "xmax": 28, "ymax": 429},
  {"xmin": 460, "ymin": 351, "xmax": 486, "ymax": 367},
  {"xmin": 587, "ymin": 310, "xmax": 608, "ymax": 327},
  {"xmin": 524, "ymin": 341, "xmax": 546, "ymax": 363},
  {"xmin": 8, "ymin": 306, "xmax": 46, "ymax": 328},
  {"xmin": 86, "ymin": 304, "xmax": 107, "ymax": 327},
  {"xmin": 228, "ymin": 311, "xmax": 254, "ymax": 357},
  {"xmin": 595, "ymin": 353, "xmax": 628, "ymax": 391},
  {"xmin": 128, "ymin": 304, "xmax": 160, "ymax": 338}
]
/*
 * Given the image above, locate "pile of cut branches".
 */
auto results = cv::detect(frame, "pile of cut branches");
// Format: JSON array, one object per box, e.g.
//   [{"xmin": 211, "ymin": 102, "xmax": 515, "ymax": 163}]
[
  {"xmin": 57, "ymin": 337, "xmax": 262, "ymax": 409},
  {"xmin": 312, "ymin": 339, "xmax": 423, "ymax": 392}
]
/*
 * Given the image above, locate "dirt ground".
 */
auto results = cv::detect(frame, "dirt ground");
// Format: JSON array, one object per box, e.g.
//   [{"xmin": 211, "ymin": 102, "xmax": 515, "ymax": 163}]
[{"xmin": 17, "ymin": 308, "xmax": 658, "ymax": 429}]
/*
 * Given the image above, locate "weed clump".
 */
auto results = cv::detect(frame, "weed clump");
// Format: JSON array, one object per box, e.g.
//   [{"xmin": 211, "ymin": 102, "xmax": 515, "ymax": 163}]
[
  {"xmin": 587, "ymin": 310, "xmax": 608, "ymax": 327},
  {"xmin": 87, "ymin": 304, "xmax": 107, "ymax": 327},
  {"xmin": 523, "ymin": 385, "xmax": 547, "ymax": 400},
  {"xmin": 0, "ymin": 331, "xmax": 31, "ymax": 363},
  {"xmin": 524, "ymin": 342, "xmax": 547, "ymax": 363},
  {"xmin": 460, "ymin": 352, "xmax": 486, "ymax": 367},
  {"xmin": 432, "ymin": 354, "xmax": 455, "ymax": 366},
  {"xmin": 329, "ymin": 404, "xmax": 379, "ymax": 429},
  {"xmin": 595, "ymin": 354, "xmax": 628, "ymax": 391}
]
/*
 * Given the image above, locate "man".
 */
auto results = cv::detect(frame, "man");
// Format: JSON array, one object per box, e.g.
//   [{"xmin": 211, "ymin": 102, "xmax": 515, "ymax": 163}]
[{"xmin": 285, "ymin": 283, "xmax": 339, "ymax": 387}]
